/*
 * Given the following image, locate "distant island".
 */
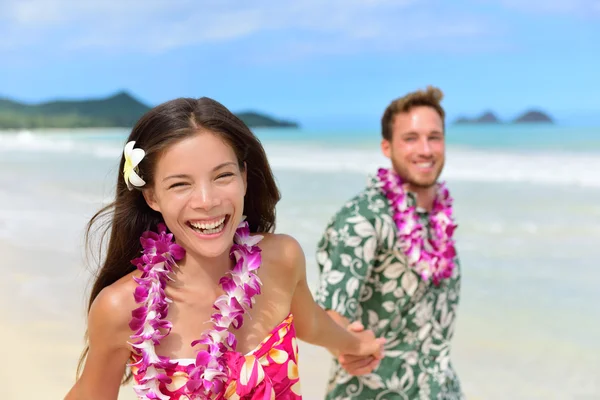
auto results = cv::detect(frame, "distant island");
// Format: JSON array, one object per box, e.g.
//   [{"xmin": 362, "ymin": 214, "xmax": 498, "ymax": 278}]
[
  {"xmin": 512, "ymin": 110, "xmax": 553, "ymax": 124},
  {"xmin": 454, "ymin": 111, "xmax": 500, "ymax": 124},
  {"xmin": 454, "ymin": 109, "xmax": 553, "ymax": 125},
  {"xmin": 0, "ymin": 91, "xmax": 300, "ymax": 129}
]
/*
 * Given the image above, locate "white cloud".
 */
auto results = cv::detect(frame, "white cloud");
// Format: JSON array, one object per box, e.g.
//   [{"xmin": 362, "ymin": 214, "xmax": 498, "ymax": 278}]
[{"xmin": 0, "ymin": 0, "xmax": 500, "ymax": 57}]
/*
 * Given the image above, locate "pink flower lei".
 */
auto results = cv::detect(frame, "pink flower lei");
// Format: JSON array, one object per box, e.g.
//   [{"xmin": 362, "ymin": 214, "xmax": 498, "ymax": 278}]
[
  {"xmin": 376, "ymin": 167, "xmax": 458, "ymax": 285},
  {"xmin": 128, "ymin": 219, "xmax": 263, "ymax": 399}
]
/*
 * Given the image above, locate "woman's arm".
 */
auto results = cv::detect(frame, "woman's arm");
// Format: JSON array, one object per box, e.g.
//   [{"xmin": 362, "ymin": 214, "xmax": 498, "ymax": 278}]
[
  {"xmin": 281, "ymin": 235, "xmax": 385, "ymax": 358},
  {"xmin": 65, "ymin": 285, "xmax": 133, "ymax": 400}
]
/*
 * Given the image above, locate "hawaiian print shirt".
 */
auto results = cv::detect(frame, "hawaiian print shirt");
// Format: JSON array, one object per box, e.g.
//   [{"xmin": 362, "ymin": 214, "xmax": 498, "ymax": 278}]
[{"xmin": 315, "ymin": 175, "xmax": 464, "ymax": 400}]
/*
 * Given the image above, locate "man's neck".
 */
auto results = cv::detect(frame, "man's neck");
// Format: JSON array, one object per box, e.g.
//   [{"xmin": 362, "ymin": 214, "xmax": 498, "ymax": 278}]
[{"xmin": 404, "ymin": 184, "xmax": 436, "ymax": 211}]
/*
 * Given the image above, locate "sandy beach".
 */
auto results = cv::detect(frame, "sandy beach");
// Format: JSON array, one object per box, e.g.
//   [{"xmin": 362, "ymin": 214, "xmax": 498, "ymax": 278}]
[{"xmin": 2, "ymin": 233, "xmax": 599, "ymax": 400}]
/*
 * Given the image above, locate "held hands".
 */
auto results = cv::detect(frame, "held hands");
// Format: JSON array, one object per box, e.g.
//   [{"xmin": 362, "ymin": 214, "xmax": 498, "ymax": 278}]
[{"xmin": 339, "ymin": 321, "xmax": 385, "ymax": 376}]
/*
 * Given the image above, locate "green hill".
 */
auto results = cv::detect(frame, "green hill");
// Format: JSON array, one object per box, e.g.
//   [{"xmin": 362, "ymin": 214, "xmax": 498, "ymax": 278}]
[
  {"xmin": 0, "ymin": 91, "xmax": 299, "ymax": 129},
  {"xmin": 234, "ymin": 111, "xmax": 298, "ymax": 128}
]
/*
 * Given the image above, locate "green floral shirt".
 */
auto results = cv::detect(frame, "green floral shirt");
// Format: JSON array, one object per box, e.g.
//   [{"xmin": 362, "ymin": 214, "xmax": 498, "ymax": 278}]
[{"xmin": 315, "ymin": 176, "xmax": 463, "ymax": 400}]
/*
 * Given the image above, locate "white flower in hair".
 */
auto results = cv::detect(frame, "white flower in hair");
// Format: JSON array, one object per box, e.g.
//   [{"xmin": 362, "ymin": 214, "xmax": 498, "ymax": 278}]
[{"xmin": 123, "ymin": 141, "xmax": 146, "ymax": 190}]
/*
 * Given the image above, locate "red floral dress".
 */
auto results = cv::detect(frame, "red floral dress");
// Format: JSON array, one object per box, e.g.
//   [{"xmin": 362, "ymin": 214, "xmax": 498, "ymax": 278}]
[{"xmin": 130, "ymin": 313, "xmax": 302, "ymax": 399}]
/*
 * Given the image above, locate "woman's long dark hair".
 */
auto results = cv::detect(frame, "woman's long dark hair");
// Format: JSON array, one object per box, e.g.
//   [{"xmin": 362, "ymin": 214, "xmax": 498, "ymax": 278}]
[{"xmin": 76, "ymin": 97, "xmax": 281, "ymax": 383}]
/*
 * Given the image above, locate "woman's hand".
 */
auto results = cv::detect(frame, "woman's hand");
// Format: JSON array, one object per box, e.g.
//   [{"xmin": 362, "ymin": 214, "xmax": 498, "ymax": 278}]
[{"xmin": 337, "ymin": 321, "xmax": 385, "ymax": 376}]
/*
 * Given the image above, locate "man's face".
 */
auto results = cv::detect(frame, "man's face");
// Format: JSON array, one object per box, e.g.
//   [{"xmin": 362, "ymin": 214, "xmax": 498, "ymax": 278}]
[{"xmin": 381, "ymin": 106, "xmax": 445, "ymax": 190}]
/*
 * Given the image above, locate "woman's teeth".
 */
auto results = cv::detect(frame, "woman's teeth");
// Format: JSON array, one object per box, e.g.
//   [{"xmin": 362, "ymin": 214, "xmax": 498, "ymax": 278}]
[{"xmin": 190, "ymin": 217, "xmax": 226, "ymax": 234}]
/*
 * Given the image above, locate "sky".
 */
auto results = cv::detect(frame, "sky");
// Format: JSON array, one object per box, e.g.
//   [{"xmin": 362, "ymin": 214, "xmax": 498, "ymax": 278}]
[{"xmin": 1, "ymin": 0, "xmax": 599, "ymax": 127}]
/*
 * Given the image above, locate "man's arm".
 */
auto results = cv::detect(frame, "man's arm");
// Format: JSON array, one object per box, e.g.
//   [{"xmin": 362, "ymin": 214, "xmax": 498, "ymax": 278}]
[
  {"xmin": 314, "ymin": 211, "xmax": 380, "ymax": 374},
  {"xmin": 315, "ymin": 210, "xmax": 377, "ymax": 323}
]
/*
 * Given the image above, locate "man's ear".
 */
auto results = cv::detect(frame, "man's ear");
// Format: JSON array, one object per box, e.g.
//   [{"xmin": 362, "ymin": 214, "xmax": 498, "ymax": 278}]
[
  {"xmin": 143, "ymin": 189, "xmax": 161, "ymax": 212},
  {"xmin": 381, "ymin": 139, "xmax": 392, "ymax": 159}
]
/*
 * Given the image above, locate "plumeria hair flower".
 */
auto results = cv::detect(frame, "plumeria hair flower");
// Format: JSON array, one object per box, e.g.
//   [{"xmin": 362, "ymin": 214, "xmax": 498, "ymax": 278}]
[{"xmin": 123, "ymin": 141, "xmax": 146, "ymax": 190}]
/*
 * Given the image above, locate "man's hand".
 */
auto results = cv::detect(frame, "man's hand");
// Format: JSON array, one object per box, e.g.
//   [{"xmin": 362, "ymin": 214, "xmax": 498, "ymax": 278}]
[{"xmin": 337, "ymin": 321, "xmax": 384, "ymax": 376}]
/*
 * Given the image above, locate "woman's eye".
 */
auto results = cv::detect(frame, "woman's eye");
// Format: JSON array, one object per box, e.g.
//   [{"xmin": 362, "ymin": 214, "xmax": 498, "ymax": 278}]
[{"xmin": 217, "ymin": 173, "xmax": 234, "ymax": 180}]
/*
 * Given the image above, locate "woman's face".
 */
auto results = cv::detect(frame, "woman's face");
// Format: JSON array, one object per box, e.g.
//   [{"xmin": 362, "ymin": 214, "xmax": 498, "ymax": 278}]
[{"xmin": 144, "ymin": 131, "xmax": 246, "ymax": 259}]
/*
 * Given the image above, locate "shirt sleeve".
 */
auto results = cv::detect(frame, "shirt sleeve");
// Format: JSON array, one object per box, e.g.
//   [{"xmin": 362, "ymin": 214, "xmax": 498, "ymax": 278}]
[{"xmin": 314, "ymin": 208, "xmax": 377, "ymax": 322}]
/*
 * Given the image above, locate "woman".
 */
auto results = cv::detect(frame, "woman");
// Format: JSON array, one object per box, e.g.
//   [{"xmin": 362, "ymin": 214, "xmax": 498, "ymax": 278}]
[{"xmin": 66, "ymin": 97, "xmax": 384, "ymax": 400}]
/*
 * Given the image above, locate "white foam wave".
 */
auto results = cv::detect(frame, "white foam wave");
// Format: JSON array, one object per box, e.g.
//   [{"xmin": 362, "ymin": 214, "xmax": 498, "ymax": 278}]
[
  {"xmin": 0, "ymin": 130, "xmax": 121, "ymax": 158},
  {"xmin": 263, "ymin": 143, "xmax": 600, "ymax": 188},
  {"xmin": 444, "ymin": 148, "xmax": 600, "ymax": 188},
  {"xmin": 2, "ymin": 131, "xmax": 600, "ymax": 188}
]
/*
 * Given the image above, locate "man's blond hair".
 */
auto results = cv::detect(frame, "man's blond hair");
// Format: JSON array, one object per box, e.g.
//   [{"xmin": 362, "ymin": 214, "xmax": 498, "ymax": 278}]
[{"xmin": 381, "ymin": 86, "xmax": 445, "ymax": 140}]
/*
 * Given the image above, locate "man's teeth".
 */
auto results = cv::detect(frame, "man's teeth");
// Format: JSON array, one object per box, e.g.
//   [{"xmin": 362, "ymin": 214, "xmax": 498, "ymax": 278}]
[
  {"xmin": 190, "ymin": 217, "xmax": 226, "ymax": 234},
  {"xmin": 416, "ymin": 162, "xmax": 433, "ymax": 168}
]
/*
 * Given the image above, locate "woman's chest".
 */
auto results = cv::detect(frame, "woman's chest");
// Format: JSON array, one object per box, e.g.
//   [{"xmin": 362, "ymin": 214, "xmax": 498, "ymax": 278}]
[{"xmin": 151, "ymin": 286, "xmax": 292, "ymax": 358}]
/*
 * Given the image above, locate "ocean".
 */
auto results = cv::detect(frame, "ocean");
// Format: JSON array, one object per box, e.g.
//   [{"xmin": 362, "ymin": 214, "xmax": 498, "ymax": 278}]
[{"xmin": 1, "ymin": 124, "xmax": 599, "ymax": 399}]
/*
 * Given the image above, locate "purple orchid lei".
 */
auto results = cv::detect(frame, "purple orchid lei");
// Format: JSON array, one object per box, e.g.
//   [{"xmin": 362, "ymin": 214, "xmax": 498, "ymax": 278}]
[
  {"xmin": 376, "ymin": 167, "xmax": 458, "ymax": 285},
  {"xmin": 128, "ymin": 219, "xmax": 263, "ymax": 399}
]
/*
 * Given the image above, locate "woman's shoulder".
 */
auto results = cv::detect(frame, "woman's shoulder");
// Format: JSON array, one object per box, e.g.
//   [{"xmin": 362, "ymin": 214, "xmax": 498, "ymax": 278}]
[
  {"xmin": 88, "ymin": 271, "xmax": 139, "ymax": 342},
  {"xmin": 255, "ymin": 233, "xmax": 305, "ymax": 276}
]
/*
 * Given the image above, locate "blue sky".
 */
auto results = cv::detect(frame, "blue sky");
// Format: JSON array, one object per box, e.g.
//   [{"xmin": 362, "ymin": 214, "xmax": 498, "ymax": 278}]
[{"xmin": 1, "ymin": 0, "xmax": 599, "ymax": 127}]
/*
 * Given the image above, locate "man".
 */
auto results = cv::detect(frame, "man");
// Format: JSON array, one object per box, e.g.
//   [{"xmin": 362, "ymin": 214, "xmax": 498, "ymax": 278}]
[{"xmin": 315, "ymin": 86, "xmax": 463, "ymax": 399}]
